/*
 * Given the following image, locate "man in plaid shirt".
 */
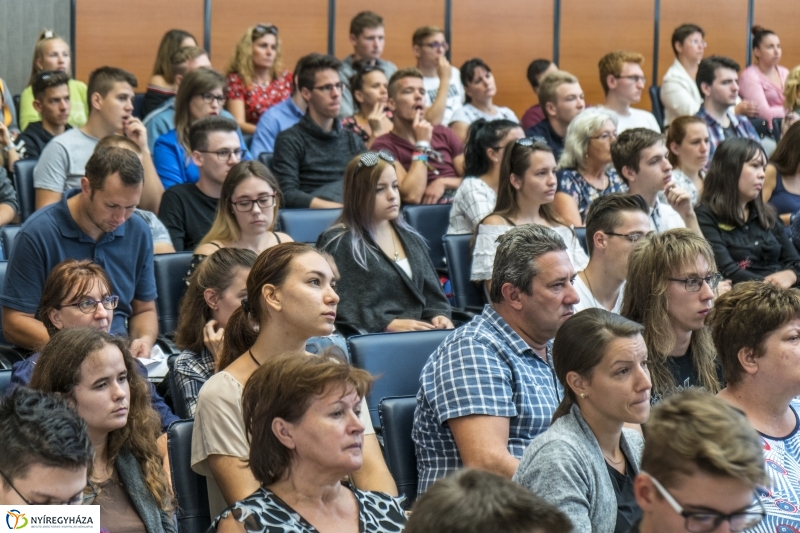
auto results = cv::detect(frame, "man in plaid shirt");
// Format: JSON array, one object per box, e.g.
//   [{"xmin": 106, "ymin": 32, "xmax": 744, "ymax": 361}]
[{"xmin": 413, "ymin": 225, "xmax": 577, "ymax": 493}]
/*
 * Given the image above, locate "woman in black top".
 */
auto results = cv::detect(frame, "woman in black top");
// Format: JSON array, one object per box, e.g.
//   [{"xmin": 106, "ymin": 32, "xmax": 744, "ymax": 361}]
[{"xmin": 696, "ymin": 137, "xmax": 800, "ymax": 286}]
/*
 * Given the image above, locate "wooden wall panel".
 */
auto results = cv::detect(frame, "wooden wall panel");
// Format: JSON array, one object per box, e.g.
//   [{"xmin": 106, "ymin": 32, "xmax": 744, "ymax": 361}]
[
  {"xmin": 210, "ymin": 0, "xmax": 328, "ymax": 78},
  {"xmin": 75, "ymin": 0, "xmax": 204, "ymax": 88},
  {"xmin": 560, "ymin": 1, "xmax": 654, "ymax": 109},
  {"xmin": 334, "ymin": 0, "xmax": 445, "ymax": 72},
  {"xmin": 753, "ymin": 0, "xmax": 800, "ymax": 72},
  {"xmin": 451, "ymin": 0, "xmax": 552, "ymax": 118}
]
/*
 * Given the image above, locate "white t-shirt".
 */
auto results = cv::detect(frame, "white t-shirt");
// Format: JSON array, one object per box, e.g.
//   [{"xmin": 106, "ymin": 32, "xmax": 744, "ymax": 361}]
[
  {"xmin": 602, "ymin": 106, "xmax": 661, "ymax": 134},
  {"xmin": 573, "ymin": 275, "xmax": 624, "ymax": 314},
  {"xmin": 423, "ymin": 66, "xmax": 465, "ymax": 125},
  {"xmin": 650, "ymin": 201, "xmax": 685, "ymax": 233},
  {"xmin": 448, "ymin": 177, "xmax": 497, "ymax": 235},
  {"xmin": 449, "ymin": 103, "xmax": 518, "ymax": 126}
]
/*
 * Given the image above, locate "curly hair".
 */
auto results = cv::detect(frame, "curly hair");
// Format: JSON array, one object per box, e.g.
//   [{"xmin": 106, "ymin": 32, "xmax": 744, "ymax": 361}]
[{"xmin": 227, "ymin": 24, "xmax": 284, "ymax": 87}]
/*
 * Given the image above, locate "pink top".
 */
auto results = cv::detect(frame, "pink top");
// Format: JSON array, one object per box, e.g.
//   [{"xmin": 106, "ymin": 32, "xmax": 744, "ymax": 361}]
[{"xmin": 738, "ymin": 64, "xmax": 789, "ymax": 122}]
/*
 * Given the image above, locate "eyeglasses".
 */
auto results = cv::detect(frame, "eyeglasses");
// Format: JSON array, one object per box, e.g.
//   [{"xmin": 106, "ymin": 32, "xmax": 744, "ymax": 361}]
[
  {"xmin": 198, "ymin": 148, "xmax": 243, "ymax": 161},
  {"xmin": 232, "ymin": 194, "xmax": 277, "ymax": 212},
  {"xmin": 591, "ymin": 131, "xmax": 618, "ymax": 141},
  {"xmin": 615, "ymin": 75, "xmax": 647, "ymax": 84},
  {"xmin": 59, "ymin": 295, "xmax": 119, "ymax": 314},
  {"xmin": 605, "ymin": 231, "xmax": 651, "ymax": 243},
  {"xmin": 200, "ymin": 93, "xmax": 226, "ymax": 105},
  {"xmin": 668, "ymin": 273, "xmax": 723, "ymax": 292},
  {"xmin": 687, "ymin": 38, "xmax": 708, "ymax": 47},
  {"xmin": 253, "ymin": 23, "xmax": 279, "ymax": 38},
  {"xmin": 422, "ymin": 41, "xmax": 449, "ymax": 51},
  {"xmin": 0, "ymin": 469, "xmax": 97, "ymax": 506},
  {"xmin": 357, "ymin": 150, "xmax": 395, "ymax": 169},
  {"xmin": 645, "ymin": 473, "xmax": 765, "ymax": 533},
  {"xmin": 313, "ymin": 82, "xmax": 345, "ymax": 94}
]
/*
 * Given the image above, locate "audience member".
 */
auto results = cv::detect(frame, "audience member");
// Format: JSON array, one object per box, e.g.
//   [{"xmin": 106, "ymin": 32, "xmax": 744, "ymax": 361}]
[
  {"xmin": 33, "ymin": 66, "xmax": 163, "ymax": 213},
  {"xmin": 0, "ymin": 75, "xmax": 18, "ymax": 132},
  {"xmin": 404, "ymin": 468, "xmax": 573, "ymax": 533},
  {"xmin": 173, "ymin": 248, "xmax": 257, "ymax": 417},
  {"xmin": 449, "ymin": 58, "xmax": 518, "ymax": 142},
  {"xmin": 1, "ymin": 147, "xmax": 158, "ymax": 356},
  {"xmin": 0, "ymin": 144, "xmax": 18, "ymax": 231},
  {"xmin": 525, "ymin": 70, "xmax": 585, "ymax": 161},
  {"xmin": 372, "ymin": 68, "xmax": 464, "ymax": 204},
  {"xmin": 192, "ymin": 243, "xmax": 396, "ymax": 516},
  {"xmin": 764, "ymin": 121, "xmax": 800, "ymax": 227},
  {"xmin": 211, "ymin": 352, "xmax": 406, "ymax": 532},
  {"xmin": 413, "ymin": 26, "xmax": 464, "ymax": 125},
  {"xmin": 697, "ymin": 137, "xmax": 800, "ymax": 286},
  {"xmin": 554, "ymin": 108, "xmax": 626, "ymax": 226},
  {"xmin": 521, "ymin": 59, "xmax": 558, "ymax": 130},
  {"xmin": 739, "ymin": 26, "xmax": 788, "ymax": 124},
  {"xmin": 144, "ymin": 29, "xmax": 197, "ymax": 117},
  {"xmin": 414, "ymin": 224, "xmax": 575, "ymax": 492},
  {"xmin": 630, "ymin": 389, "xmax": 768, "ymax": 533},
  {"xmin": 660, "ymin": 24, "xmax": 706, "ymax": 126},
  {"xmin": 0, "ymin": 123, "xmax": 16, "ymax": 178},
  {"xmin": 317, "ymin": 151, "xmax": 452, "ymax": 333},
  {"xmin": 711, "ymin": 281, "xmax": 800, "ymax": 533},
  {"xmin": 339, "ymin": 11, "xmax": 398, "ymax": 119},
  {"xmin": 0, "ymin": 388, "xmax": 94, "ymax": 506},
  {"xmin": 30, "ymin": 328, "xmax": 174, "ymax": 533},
  {"xmin": 447, "ymin": 119, "xmax": 523, "ymax": 234},
  {"xmin": 471, "ymin": 139, "xmax": 587, "ymax": 289},
  {"xmin": 611, "ymin": 128, "xmax": 700, "ymax": 234},
  {"xmin": 153, "ymin": 68, "xmax": 250, "ymax": 190},
  {"xmin": 226, "ymin": 24, "xmax": 293, "ymax": 134},
  {"xmin": 782, "ymin": 65, "xmax": 800, "ymax": 131},
  {"xmin": 598, "ymin": 51, "xmax": 660, "ymax": 133},
  {"xmin": 695, "ymin": 56, "xmax": 762, "ymax": 164},
  {"xmin": 515, "ymin": 309, "xmax": 649, "ymax": 532},
  {"xmin": 158, "ymin": 116, "xmax": 240, "ymax": 250},
  {"xmin": 575, "ymin": 193, "xmax": 650, "ymax": 313},
  {"xmin": 14, "ymin": 70, "xmax": 71, "ymax": 161},
  {"xmin": 621, "ymin": 229, "xmax": 722, "ymax": 402},
  {"xmin": 19, "ymin": 30, "xmax": 87, "ymax": 130},
  {"xmin": 340, "ymin": 62, "xmax": 393, "ymax": 147},
  {"xmin": 665, "ymin": 115, "xmax": 710, "ymax": 205},
  {"xmin": 272, "ymin": 54, "xmax": 366, "ymax": 208}
]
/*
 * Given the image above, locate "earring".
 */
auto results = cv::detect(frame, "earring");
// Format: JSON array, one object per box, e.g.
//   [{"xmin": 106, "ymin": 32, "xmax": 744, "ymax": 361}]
[{"xmin": 580, "ymin": 393, "xmax": 587, "ymax": 399}]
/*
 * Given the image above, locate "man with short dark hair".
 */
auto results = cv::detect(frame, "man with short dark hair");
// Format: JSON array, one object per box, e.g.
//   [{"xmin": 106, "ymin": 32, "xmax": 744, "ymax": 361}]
[
  {"xmin": 525, "ymin": 70, "xmax": 585, "ymax": 161},
  {"xmin": 338, "ymin": 11, "xmax": 397, "ymax": 119},
  {"xmin": 598, "ymin": 51, "xmax": 661, "ymax": 133},
  {"xmin": 521, "ymin": 59, "xmax": 558, "ymax": 130},
  {"xmin": 414, "ymin": 224, "xmax": 577, "ymax": 493},
  {"xmin": 272, "ymin": 54, "xmax": 366, "ymax": 208},
  {"xmin": 158, "ymin": 116, "xmax": 240, "ymax": 250},
  {"xmin": 15, "ymin": 70, "xmax": 72, "ymax": 161},
  {"xmin": 413, "ymin": 26, "xmax": 464, "ymax": 125},
  {"xmin": 1, "ymin": 146, "xmax": 158, "ymax": 357},
  {"xmin": 0, "ymin": 388, "xmax": 94, "ymax": 505}
]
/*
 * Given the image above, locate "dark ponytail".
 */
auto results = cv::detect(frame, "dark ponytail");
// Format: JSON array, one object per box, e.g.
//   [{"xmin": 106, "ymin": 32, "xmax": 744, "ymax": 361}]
[{"xmin": 463, "ymin": 118, "xmax": 520, "ymax": 177}]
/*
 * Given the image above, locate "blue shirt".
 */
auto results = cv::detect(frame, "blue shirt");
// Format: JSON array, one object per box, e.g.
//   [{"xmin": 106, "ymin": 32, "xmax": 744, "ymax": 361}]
[
  {"xmin": 153, "ymin": 129, "xmax": 251, "ymax": 189},
  {"xmin": 695, "ymin": 105, "xmax": 760, "ymax": 166},
  {"xmin": 0, "ymin": 190, "xmax": 157, "ymax": 336},
  {"xmin": 413, "ymin": 305, "xmax": 563, "ymax": 494},
  {"xmin": 525, "ymin": 119, "xmax": 565, "ymax": 162},
  {"xmin": 250, "ymin": 97, "xmax": 304, "ymax": 157},
  {"xmin": 142, "ymin": 97, "xmax": 239, "ymax": 153}
]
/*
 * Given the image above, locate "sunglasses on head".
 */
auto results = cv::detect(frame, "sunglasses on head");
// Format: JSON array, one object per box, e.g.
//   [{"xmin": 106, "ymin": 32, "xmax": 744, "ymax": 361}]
[
  {"xmin": 357, "ymin": 150, "xmax": 395, "ymax": 169},
  {"xmin": 253, "ymin": 24, "xmax": 278, "ymax": 38}
]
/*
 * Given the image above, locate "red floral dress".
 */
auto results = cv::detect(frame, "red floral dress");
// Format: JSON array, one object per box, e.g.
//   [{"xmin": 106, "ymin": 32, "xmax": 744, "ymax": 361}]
[{"xmin": 226, "ymin": 71, "xmax": 293, "ymax": 125}]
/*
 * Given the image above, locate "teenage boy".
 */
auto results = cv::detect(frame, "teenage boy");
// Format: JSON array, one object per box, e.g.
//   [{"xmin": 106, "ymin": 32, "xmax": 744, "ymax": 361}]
[
  {"xmin": 525, "ymin": 71, "xmax": 585, "ymax": 161},
  {"xmin": 15, "ymin": 71, "xmax": 71, "ymax": 161},
  {"xmin": 413, "ymin": 26, "xmax": 464, "ymax": 126},
  {"xmin": 598, "ymin": 51, "xmax": 661, "ymax": 133},
  {"xmin": 521, "ymin": 59, "xmax": 558, "ymax": 130}
]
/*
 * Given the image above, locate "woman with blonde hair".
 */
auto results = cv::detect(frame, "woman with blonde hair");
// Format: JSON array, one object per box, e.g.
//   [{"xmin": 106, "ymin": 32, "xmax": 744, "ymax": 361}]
[
  {"xmin": 18, "ymin": 30, "xmax": 87, "ymax": 130},
  {"xmin": 781, "ymin": 66, "xmax": 800, "ymax": 134},
  {"xmin": 144, "ymin": 29, "xmax": 197, "ymax": 116},
  {"xmin": 226, "ymin": 24, "xmax": 293, "ymax": 134}
]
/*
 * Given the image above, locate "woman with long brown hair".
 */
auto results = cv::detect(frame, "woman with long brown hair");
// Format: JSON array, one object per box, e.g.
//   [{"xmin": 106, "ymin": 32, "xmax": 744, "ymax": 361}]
[{"xmin": 144, "ymin": 29, "xmax": 197, "ymax": 116}]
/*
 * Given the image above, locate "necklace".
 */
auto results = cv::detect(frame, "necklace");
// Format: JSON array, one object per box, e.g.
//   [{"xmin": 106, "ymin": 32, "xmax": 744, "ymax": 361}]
[
  {"xmin": 248, "ymin": 348, "xmax": 260, "ymax": 367},
  {"xmin": 391, "ymin": 231, "xmax": 399, "ymax": 262},
  {"xmin": 602, "ymin": 450, "xmax": 625, "ymax": 465}
]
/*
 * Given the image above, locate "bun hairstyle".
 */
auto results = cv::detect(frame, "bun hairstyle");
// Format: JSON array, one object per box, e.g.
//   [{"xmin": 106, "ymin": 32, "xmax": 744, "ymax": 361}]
[{"xmin": 751, "ymin": 25, "xmax": 776, "ymax": 50}]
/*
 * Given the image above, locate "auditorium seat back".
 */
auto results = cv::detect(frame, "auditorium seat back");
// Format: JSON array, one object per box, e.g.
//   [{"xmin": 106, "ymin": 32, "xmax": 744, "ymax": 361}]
[
  {"xmin": 1, "ymin": 225, "xmax": 21, "ymax": 259},
  {"xmin": 167, "ymin": 420, "xmax": 210, "ymax": 533},
  {"xmin": 402, "ymin": 204, "xmax": 452, "ymax": 273},
  {"xmin": 154, "ymin": 252, "xmax": 193, "ymax": 338},
  {"xmin": 13, "ymin": 159, "xmax": 37, "ymax": 223},
  {"xmin": 649, "ymin": 86, "xmax": 665, "ymax": 131},
  {"xmin": 277, "ymin": 208, "xmax": 341, "ymax": 244},
  {"xmin": 257, "ymin": 152, "xmax": 274, "ymax": 171},
  {"xmin": 442, "ymin": 234, "xmax": 483, "ymax": 311},
  {"xmin": 379, "ymin": 396, "xmax": 418, "ymax": 504}
]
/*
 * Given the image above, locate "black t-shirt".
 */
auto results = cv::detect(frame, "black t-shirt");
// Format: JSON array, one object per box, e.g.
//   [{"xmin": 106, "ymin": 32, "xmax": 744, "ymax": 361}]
[
  {"xmin": 15, "ymin": 122, "xmax": 72, "ymax": 160},
  {"xmin": 666, "ymin": 348, "xmax": 699, "ymax": 391},
  {"xmin": 157, "ymin": 183, "xmax": 218, "ymax": 251},
  {"xmin": 607, "ymin": 458, "xmax": 641, "ymax": 533},
  {"xmin": 722, "ymin": 123, "xmax": 738, "ymax": 140}
]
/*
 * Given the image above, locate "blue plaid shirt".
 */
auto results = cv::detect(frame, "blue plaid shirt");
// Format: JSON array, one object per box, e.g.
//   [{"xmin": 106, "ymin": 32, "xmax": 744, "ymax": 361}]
[
  {"xmin": 695, "ymin": 105, "xmax": 760, "ymax": 166},
  {"xmin": 413, "ymin": 305, "xmax": 563, "ymax": 494}
]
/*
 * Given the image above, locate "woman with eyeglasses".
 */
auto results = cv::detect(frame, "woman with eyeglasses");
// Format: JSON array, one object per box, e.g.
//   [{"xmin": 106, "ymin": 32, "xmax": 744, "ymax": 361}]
[
  {"xmin": 317, "ymin": 151, "xmax": 452, "ymax": 333},
  {"xmin": 471, "ymin": 138, "xmax": 588, "ymax": 292},
  {"xmin": 621, "ymin": 229, "xmax": 722, "ymax": 403},
  {"xmin": 696, "ymin": 137, "xmax": 800, "ymax": 287},
  {"xmin": 710, "ymin": 281, "xmax": 800, "ymax": 533},
  {"xmin": 226, "ymin": 23, "xmax": 293, "ymax": 135},
  {"xmin": 30, "ymin": 328, "xmax": 174, "ymax": 533},
  {"xmin": 448, "ymin": 59, "xmax": 518, "ymax": 143},
  {"xmin": 554, "ymin": 108, "xmax": 627, "ymax": 227},
  {"xmin": 447, "ymin": 119, "xmax": 524, "ymax": 234},
  {"xmin": 144, "ymin": 29, "xmax": 197, "ymax": 117},
  {"xmin": 154, "ymin": 67, "xmax": 250, "ymax": 189},
  {"xmin": 340, "ymin": 61, "xmax": 393, "ymax": 148}
]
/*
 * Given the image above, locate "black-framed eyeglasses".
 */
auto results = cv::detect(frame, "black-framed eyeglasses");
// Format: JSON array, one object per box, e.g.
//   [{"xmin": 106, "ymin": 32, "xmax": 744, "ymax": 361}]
[
  {"xmin": 59, "ymin": 295, "xmax": 119, "ymax": 314},
  {"xmin": 232, "ymin": 194, "xmax": 277, "ymax": 212},
  {"xmin": 357, "ymin": 150, "xmax": 395, "ymax": 169},
  {"xmin": 313, "ymin": 82, "xmax": 345, "ymax": 94},
  {"xmin": 605, "ymin": 231, "xmax": 651, "ymax": 244},
  {"xmin": 199, "ymin": 92, "xmax": 226, "ymax": 105},
  {"xmin": 422, "ymin": 41, "xmax": 449, "ymax": 51},
  {"xmin": 668, "ymin": 273, "xmax": 723, "ymax": 292},
  {"xmin": 198, "ymin": 148, "xmax": 243, "ymax": 161},
  {"xmin": 645, "ymin": 472, "xmax": 765, "ymax": 533},
  {"xmin": 0, "ymin": 469, "xmax": 97, "ymax": 506},
  {"xmin": 253, "ymin": 23, "xmax": 279, "ymax": 38},
  {"xmin": 615, "ymin": 75, "xmax": 647, "ymax": 84}
]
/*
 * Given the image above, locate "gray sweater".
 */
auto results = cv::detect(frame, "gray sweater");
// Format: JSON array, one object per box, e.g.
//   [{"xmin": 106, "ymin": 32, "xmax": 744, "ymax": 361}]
[
  {"xmin": 116, "ymin": 448, "xmax": 176, "ymax": 533},
  {"xmin": 513, "ymin": 404, "xmax": 644, "ymax": 533}
]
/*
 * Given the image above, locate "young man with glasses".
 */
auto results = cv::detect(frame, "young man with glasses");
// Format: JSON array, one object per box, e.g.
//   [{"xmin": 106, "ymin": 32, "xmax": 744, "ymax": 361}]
[
  {"xmin": 412, "ymin": 26, "xmax": 464, "ymax": 126},
  {"xmin": 158, "ymin": 116, "xmax": 240, "ymax": 251},
  {"xmin": 272, "ymin": 54, "xmax": 367, "ymax": 208},
  {"xmin": 630, "ymin": 389, "xmax": 768, "ymax": 533},
  {"xmin": 0, "ymin": 388, "xmax": 95, "ymax": 506},
  {"xmin": 599, "ymin": 51, "xmax": 661, "ymax": 134}
]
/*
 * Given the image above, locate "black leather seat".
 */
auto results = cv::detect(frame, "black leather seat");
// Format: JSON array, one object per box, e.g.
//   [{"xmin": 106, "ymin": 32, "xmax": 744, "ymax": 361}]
[
  {"xmin": 649, "ymin": 86, "xmax": 665, "ymax": 131},
  {"xmin": 379, "ymin": 396, "xmax": 418, "ymax": 504},
  {"xmin": 402, "ymin": 204, "xmax": 452, "ymax": 273},
  {"xmin": 773, "ymin": 118, "xmax": 783, "ymax": 142},
  {"xmin": 442, "ymin": 234, "xmax": 483, "ymax": 311},
  {"xmin": 574, "ymin": 226, "xmax": 588, "ymax": 254},
  {"xmin": 168, "ymin": 355, "xmax": 190, "ymax": 420},
  {"xmin": 348, "ymin": 329, "xmax": 450, "ymax": 430},
  {"xmin": 1, "ymin": 225, "xmax": 21, "ymax": 259},
  {"xmin": 167, "ymin": 420, "xmax": 211, "ymax": 533},
  {"xmin": 154, "ymin": 252, "xmax": 193, "ymax": 338},
  {"xmin": 13, "ymin": 159, "xmax": 37, "ymax": 223},
  {"xmin": 0, "ymin": 368, "xmax": 11, "ymax": 392},
  {"xmin": 257, "ymin": 152, "xmax": 274, "ymax": 171},
  {"xmin": 277, "ymin": 208, "xmax": 341, "ymax": 244}
]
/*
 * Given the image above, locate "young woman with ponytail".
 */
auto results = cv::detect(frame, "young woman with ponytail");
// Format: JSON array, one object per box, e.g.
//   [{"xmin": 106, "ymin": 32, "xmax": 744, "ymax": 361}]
[
  {"xmin": 190, "ymin": 242, "xmax": 396, "ymax": 517},
  {"xmin": 513, "ymin": 308, "xmax": 650, "ymax": 533}
]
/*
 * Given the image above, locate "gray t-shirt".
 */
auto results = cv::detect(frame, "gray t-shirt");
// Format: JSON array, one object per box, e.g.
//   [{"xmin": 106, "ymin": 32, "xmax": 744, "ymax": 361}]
[{"xmin": 33, "ymin": 128, "xmax": 98, "ymax": 192}]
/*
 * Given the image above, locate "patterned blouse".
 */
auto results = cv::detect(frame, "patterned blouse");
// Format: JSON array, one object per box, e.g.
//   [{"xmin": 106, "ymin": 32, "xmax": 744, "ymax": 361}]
[
  {"xmin": 556, "ymin": 167, "xmax": 628, "ymax": 225},
  {"xmin": 341, "ymin": 112, "xmax": 394, "ymax": 144},
  {"xmin": 226, "ymin": 71, "xmax": 293, "ymax": 125}
]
